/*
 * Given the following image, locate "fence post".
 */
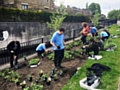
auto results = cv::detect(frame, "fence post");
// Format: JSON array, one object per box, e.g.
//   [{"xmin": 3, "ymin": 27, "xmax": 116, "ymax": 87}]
[
  {"xmin": 41, "ymin": 36, "xmax": 44, "ymax": 43},
  {"xmin": 73, "ymin": 29, "xmax": 75, "ymax": 40}
]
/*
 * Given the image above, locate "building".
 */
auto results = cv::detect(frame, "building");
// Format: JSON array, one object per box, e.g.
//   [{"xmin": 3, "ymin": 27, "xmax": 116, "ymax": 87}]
[{"xmin": 0, "ymin": 0, "xmax": 55, "ymax": 10}]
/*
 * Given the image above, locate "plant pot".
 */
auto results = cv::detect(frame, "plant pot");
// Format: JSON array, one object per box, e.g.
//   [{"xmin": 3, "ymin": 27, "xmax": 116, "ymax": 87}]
[
  {"xmin": 28, "ymin": 77, "xmax": 32, "ymax": 81},
  {"xmin": 35, "ymin": 78, "xmax": 39, "ymax": 83},
  {"xmin": 46, "ymin": 77, "xmax": 51, "ymax": 85},
  {"xmin": 16, "ymin": 81, "xmax": 20, "ymax": 86},
  {"xmin": 21, "ymin": 84, "xmax": 26, "ymax": 89},
  {"xmin": 39, "ymin": 70, "xmax": 43, "ymax": 77},
  {"xmin": 46, "ymin": 81, "xmax": 51, "ymax": 85},
  {"xmin": 58, "ymin": 70, "xmax": 63, "ymax": 76}
]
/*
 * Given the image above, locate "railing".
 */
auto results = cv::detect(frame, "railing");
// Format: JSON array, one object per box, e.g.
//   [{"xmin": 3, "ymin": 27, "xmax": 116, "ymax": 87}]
[{"xmin": 0, "ymin": 28, "xmax": 82, "ymax": 66}]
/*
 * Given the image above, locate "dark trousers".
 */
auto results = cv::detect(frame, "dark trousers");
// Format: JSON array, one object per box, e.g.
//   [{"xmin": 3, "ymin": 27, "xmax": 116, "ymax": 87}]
[
  {"xmin": 85, "ymin": 47, "xmax": 99, "ymax": 57},
  {"xmin": 36, "ymin": 50, "xmax": 45, "ymax": 58},
  {"xmin": 54, "ymin": 49, "xmax": 64, "ymax": 67},
  {"xmin": 102, "ymin": 36, "xmax": 109, "ymax": 41},
  {"xmin": 91, "ymin": 32, "xmax": 98, "ymax": 37},
  {"xmin": 10, "ymin": 53, "xmax": 18, "ymax": 67},
  {"xmin": 81, "ymin": 35, "xmax": 87, "ymax": 44}
]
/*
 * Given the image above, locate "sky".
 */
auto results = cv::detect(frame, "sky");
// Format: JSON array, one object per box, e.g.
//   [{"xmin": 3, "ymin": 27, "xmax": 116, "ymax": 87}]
[{"xmin": 54, "ymin": 0, "xmax": 120, "ymax": 16}]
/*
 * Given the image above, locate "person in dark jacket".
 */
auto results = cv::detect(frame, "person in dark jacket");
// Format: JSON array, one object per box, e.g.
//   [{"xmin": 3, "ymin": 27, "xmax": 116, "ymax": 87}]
[
  {"xmin": 7, "ymin": 41, "xmax": 20, "ymax": 69},
  {"xmin": 82, "ymin": 38, "xmax": 99, "ymax": 57}
]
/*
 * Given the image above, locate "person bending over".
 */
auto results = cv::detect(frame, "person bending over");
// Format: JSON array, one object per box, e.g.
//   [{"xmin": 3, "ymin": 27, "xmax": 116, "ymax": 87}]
[
  {"xmin": 82, "ymin": 38, "xmax": 99, "ymax": 57},
  {"xmin": 7, "ymin": 41, "xmax": 20, "ymax": 69},
  {"xmin": 36, "ymin": 42, "xmax": 47, "ymax": 60}
]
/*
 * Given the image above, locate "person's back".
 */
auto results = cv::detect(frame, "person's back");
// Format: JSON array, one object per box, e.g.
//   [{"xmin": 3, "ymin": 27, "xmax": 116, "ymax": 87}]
[
  {"xmin": 104, "ymin": 30, "xmax": 110, "ymax": 38},
  {"xmin": 36, "ymin": 43, "xmax": 45, "ymax": 51}
]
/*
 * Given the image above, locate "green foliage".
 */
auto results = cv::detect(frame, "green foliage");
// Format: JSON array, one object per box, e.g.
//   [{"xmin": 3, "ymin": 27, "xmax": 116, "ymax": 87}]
[
  {"xmin": 28, "ymin": 59, "xmax": 39, "ymax": 65},
  {"xmin": 0, "ymin": 7, "xmax": 90, "ymax": 22},
  {"xmin": 108, "ymin": 9, "xmax": 120, "ymax": 19},
  {"xmin": 91, "ymin": 11, "xmax": 101, "ymax": 27},
  {"xmin": 75, "ymin": 12, "xmax": 84, "ymax": 16},
  {"xmin": 30, "ymin": 83, "xmax": 43, "ymax": 90},
  {"xmin": 104, "ymin": 40, "xmax": 117, "ymax": 49},
  {"xmin": 88, "ymin": 3, "xmax": 101, "ymax": 14},
  {"xmin": 46, "ymin": 4, "xmax": 67, "ymax": 32}
]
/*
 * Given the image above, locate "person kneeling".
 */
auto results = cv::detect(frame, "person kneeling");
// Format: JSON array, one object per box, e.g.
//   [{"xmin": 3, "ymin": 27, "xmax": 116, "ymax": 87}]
[
  {"xmin": 36, "ymin": 42, "xmax": 47, "ymax": 60},
  {"xmin": 82, "ymin": 38, "xmax": 99, "ymax": 58}
]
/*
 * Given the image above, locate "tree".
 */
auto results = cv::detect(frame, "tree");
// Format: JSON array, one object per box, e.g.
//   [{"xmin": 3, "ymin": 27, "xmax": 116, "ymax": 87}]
[
  {"xmin": 46, "ymin": 3, "xmax": 67, "ymax": 33},
  {"xmin": 91, "ymin": 11, "xmax": 101, "ymax": 27},
  {"xmin": 108, "ymin": 10, "xmax": 120, "ymax": 19},
  {"xmin": 88, "ymin": 3, "xmax": 101, "ymax": 15}
]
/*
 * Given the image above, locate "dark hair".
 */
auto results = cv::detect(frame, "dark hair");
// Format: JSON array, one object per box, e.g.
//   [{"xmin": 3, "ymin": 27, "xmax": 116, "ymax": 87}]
[
  {"xmin": 96, "ymin": 37, "xmax": 100, "ymax": 40},
  {"xmin": 59, "ymin": 28, "xmax": 65, "ymax": 32},
  {"xmin": 90, "ymin": 38, "xmax": 95, "ymax": 43},
  {"xmin": 82, "ymin": 22, "xmax": 88, "ymax": 28}
]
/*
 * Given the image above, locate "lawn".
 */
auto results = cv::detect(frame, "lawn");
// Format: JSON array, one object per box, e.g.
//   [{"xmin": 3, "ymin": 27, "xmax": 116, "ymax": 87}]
[{"xmin": 62, "ymin": 24, "xmax": 120, "ymax": 90}]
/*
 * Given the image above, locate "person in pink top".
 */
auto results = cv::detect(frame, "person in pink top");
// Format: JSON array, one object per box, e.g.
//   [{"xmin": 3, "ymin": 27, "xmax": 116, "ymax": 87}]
[{"xmin": 80, "ymin": 22, "xmax": 90, "ymax": 44}]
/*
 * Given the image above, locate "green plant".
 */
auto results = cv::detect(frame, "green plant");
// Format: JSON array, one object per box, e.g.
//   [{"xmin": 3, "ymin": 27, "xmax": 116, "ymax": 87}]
[
  {"xmin": 8, "ymin": 70, "xmax": 21, "ymax": 81},
  {"xmin": 46, "ymin": 3, "xmax": 67, "ymax": 32},
  {"xmin": 28, "ymin": 59, "xmax": 39, "ymax": 65},
  {"xmin": 39, "ymin": 70, "xmax": 43, "ymax": 77},
  {"xmin": 27, "ymin": 74, "xmax": 32, "ymax": 81},
  {"xmin": 104, "ymin": 41, "xmax": 116, "ymax": 49},
  {"xmin": 54, "ymin": 74, "xmax": 58, "ymax": 81},
  {"xmin": 30, "ymin": 83, "xmax": 43, "ymax": 90},
  {"xmin": 14, "ymin": 79, "xmax": 20, "ymax": 86},
  {"xmin": 41, "ymin": 74, "xmax": 47, "ymax": 82},
  {"xmin": 47, "ymin": 53, "xmax": 54, "ymax": 60}
]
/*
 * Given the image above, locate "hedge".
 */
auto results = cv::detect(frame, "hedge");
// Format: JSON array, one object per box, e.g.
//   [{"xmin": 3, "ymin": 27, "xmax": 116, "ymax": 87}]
[{"xmin": 0, "ymin": 7, "xmax": 91, "ymax": 22}]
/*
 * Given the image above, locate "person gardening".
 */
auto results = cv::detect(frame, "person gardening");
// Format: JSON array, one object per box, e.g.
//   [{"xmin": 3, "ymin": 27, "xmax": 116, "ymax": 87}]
[
  {"xmin": 36, "ymin": 42, "xmax": 47, "ymax": 60},
  {"xmin": 50, "ymin": 28, "xmax": 65, "ymax": 69},
  {"xmin": 7, "ymin": 40, "xmax": 21, "ymax": 69}
]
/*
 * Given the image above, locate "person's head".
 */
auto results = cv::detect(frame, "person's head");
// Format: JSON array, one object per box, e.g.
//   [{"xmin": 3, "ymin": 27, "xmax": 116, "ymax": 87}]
[
  {"xmin": 82, "ymin": 22, "xmax": 88, "ymax": 28},
  {"xmin": 89, "ymin": 38, "xmax": 95, "ymax": 43},
  {"xmin": 43, "ymin": 42, "xmax": 47, "ymax": 45},
  {"xmin": 58, "ymin": 28, "xmax": 65, "ymax": 34},
  {"xmin": 96, "ymin": 37, "xmax": 101, "ymax": 41}
]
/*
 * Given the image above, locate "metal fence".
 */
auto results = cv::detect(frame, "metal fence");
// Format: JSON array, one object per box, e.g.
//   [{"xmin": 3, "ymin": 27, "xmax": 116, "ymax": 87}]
[{"xmin": 0, "ymin": 28, "xmax": 82, "ymax": 66}]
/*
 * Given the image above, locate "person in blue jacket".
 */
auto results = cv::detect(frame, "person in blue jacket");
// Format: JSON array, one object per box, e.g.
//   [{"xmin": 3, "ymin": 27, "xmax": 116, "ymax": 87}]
[
  {"xmin": 90, "ymin": 25, "xmax": 98, "ymax": 37},
  {"xmin": 36, "ymin": 42, "xmax": 47, "ymax": 59},
  {"xmin": 50, "ymin": 28, "xmax": 65, "ymax": 69},
  {"xmin": 100, "ymin": 30, "xmax": 109, "ymax": 41}
]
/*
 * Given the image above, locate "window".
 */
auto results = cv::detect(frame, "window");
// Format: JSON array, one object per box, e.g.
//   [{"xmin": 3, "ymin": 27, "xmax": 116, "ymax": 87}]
[
  {"xmin": 44, "ymin": 0, "xmax": 48, "ymax": 2},
  {"xmin": 22, "ymin": 4, "xmax": 28, "ymax": 10}
]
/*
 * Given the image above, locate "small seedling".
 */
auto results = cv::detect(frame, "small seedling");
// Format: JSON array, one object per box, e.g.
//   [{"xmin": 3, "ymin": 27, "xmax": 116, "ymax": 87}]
[
  {"xmin": 49, "ymin": 68, "xmax": 54, "ymax": 78},
  {"xmin": 58, "ymin": 70, "xmax": 63, "ymax": 76},
  {"xmin": 35, "ymin": 77, "xmax": 39, "ymax": 83},
  {"xmin": 14, "ymin": 79, "xmax": 20, "ymax": 86},
  {"xmin": 54, "ymin": 74, "xmax": 58, "ymax": 81},
  {"xmin": 27, "ymin": 74, "xmax": 32, "ymax": 81},
  {"xmin": 41, "ymin": 74, "xmax": 47, "ymax": 82},
  {"xmin": 20, "ymin": 80, "xmax": 26, "ymax": 89},
  {"xmin": 39, "ymin": 70, "xmax": 43, "ymax": 77},
  {"xmin": 46, "ymin": 77, "xmax": 51, "ymax": 85}
]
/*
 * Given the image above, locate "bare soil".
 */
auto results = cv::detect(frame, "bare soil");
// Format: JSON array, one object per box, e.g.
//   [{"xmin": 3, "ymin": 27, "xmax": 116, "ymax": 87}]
[{"xmin": 0, "ymin": 46, "xmax": 86, "ymax": 90}]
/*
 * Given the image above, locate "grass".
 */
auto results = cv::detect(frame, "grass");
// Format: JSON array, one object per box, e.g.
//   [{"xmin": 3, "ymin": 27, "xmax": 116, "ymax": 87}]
[{"xmin": 62, "ymin": 24, "xmax": 120, "ymax": 90}]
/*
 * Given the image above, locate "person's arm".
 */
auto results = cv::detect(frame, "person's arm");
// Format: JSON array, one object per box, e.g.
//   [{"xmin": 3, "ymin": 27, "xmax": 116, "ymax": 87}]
[
  {"xmin": 17, "ymin": 41, "xmax": 20, "ymax": 51},
  {"xmin": 7, "ymin": 41, "xmax": 14, "ymax": 53},
  {"xmin": 50, "ymin": 34, "xmax": 57, "ymax": 48},
  {"xmin": 43, "ymin": 44, "xmax": 47, "ymax": 53}
]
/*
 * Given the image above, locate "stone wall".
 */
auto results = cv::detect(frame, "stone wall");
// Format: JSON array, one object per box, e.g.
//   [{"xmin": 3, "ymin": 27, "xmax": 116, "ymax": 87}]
[{"xmin": 0, "ymin": 22, "xmax": 82, "ymax": 48}]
